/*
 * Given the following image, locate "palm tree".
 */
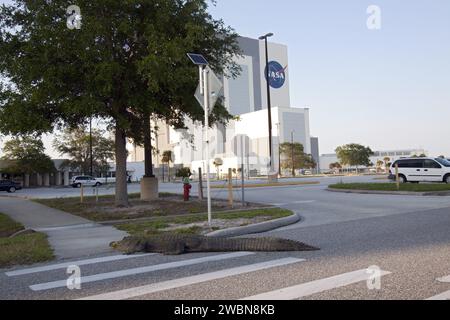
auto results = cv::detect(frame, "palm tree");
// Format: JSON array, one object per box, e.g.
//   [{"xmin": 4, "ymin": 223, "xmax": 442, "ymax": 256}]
[
  {"xmin": 213, "ymin": 158, "xmax": 223, "ymax": 180},
  {"xmin": 383, "ymin": 157, "xmax": 391, "ymax": 174},
  {"xmin": 376, "ymin": 160, "xmax": 384, "ymax": 173},
  {"xmin": 162, "ymin": 151, "xmax": 173, "ymax": 182}
]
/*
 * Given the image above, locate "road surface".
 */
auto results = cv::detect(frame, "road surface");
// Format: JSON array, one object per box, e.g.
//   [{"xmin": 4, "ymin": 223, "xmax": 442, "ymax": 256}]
[{"xmin": 0, "ymin": 175, "xmax": 449, "ymax": 300}]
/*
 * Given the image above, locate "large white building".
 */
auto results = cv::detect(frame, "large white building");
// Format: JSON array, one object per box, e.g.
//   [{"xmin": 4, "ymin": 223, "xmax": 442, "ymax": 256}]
[{"xmin": 129, "ymin": 36, "xmax": 317, "ymax": 179}]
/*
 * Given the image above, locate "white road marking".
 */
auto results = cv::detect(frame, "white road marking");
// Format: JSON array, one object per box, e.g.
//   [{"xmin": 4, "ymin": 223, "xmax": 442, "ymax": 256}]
[
  {"xmin": 78, "ymin": 258, "xmax": 305, "ymax": 300},
  {"xmin": 426, "ymin": 291, "xmax": 450, "ymax": 300},
  {"xmin": 30, "ymin": 252, "xmax": 254, "ymax": 291},
  {"xmin": 426, "ymin": 275, "xmax": 450, "ymax": 300},
  {"xmin": 6, "ymin": 254, "xmax": 156, "ymax": 277},
  {"xmin": 242, "ymin": 269, "xmax": 391, "ymax": 300}
]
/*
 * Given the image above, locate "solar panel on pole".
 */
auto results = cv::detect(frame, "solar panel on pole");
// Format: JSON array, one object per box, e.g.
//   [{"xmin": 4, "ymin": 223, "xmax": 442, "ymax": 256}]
[{"xmin": 186, "ymin": 53, "xmax": 209, "ymax": 66}]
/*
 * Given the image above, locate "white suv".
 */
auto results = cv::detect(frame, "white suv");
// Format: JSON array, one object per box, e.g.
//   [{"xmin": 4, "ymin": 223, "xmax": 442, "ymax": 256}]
[
  {"xmin": 389, "ymin": 158, "xmax": 450, "ymax": 184},
  {"xmin": 71, "ymin": 176, "xmax": 103, "ymax": 188}
]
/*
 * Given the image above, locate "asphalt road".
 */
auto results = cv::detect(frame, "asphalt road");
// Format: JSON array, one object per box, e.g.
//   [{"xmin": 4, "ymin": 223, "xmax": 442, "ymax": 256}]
[{"xmin": 1, "ymin": 175, "xmax": 449, "ymax": 300}]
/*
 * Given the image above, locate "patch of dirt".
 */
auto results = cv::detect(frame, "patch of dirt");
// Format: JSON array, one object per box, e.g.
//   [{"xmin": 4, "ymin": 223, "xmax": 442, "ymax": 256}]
[{"xmin": 83, "ymin": 195, "xmax": 264, "ymax": 220}]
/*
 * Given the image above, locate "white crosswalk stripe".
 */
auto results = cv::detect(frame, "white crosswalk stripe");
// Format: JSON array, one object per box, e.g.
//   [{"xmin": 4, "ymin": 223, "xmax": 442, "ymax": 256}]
[
  {"xmin": 426, "ymin": 291, "xmax": 450, "ymax": 300},
  {"xmin": 426, "ymin": 275, "xmax": 450, "ymax": 300},
  {"xmin": 78, "ymin": 258, "xmax": 305, "ymax": 300},
  {"xmin": 30, "ymin": 252, "xmax": 254, "ymax": 291},
  {"xmin": 242, "ymin": 269, "xmax": 392, "ymax": 300},
  {"xmin": 5, "ymin": 254, "xmax": 157, "ymax": 277}
]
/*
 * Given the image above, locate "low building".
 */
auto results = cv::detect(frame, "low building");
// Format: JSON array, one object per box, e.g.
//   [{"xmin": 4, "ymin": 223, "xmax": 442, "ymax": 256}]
[
  {"xmin": 319, "ymin": 149, "xmax": 428, "ymax": 172},
  {"xmin": 0, "ymin": 159, "xmax": 73, "ymax": 187}
]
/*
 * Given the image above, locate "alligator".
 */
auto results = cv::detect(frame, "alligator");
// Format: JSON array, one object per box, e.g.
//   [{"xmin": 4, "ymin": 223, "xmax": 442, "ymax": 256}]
[{"xmin": 110, "ymin": 235, "xmax": 319, "ymax": 255}]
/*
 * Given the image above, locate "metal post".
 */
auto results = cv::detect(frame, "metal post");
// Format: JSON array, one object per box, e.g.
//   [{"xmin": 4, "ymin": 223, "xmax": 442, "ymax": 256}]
[
  {"xmin": 198, "ymin": 167, "xmax": 204, "ymax": 201},
  {"xmin": 228, "ymin": 168, "xmax": 233, "ymax": 207},
  {"xmin": 203, "ymin": 66, "xmax": 212, "ymax": 227},
  {"xmin": 395, "ymin": 163, "xmax": 400, "ymax": 190},
  {"xmin": 240, "ymin": 135, "xmax": 246, "ymax": 206},
  {"xmin": 264, "ymin": 37, "xmax": 274, "ymax": 177},
  {"xmin": 80, "ymin": 184, "xmax": 84, "ymax": 204},
  {"xmin": 241, "ymin": 163, "xmax": 245, "ymax": 206}
]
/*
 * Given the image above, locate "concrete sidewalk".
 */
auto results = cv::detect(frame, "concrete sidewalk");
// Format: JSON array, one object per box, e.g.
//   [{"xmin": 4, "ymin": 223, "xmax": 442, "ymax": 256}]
[{"xmin": 0, "ymin": 197, "xmax": 127, "ymax": 260}]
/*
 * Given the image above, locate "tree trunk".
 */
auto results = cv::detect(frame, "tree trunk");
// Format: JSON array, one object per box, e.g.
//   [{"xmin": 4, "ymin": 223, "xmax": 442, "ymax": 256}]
[
  {"xmin": 115, "ymin": 124, "xmax": 129, "ymax": 207},
  {"xmin": 144, "ymin": 115, "xmax": 154, "ymax": 178}
]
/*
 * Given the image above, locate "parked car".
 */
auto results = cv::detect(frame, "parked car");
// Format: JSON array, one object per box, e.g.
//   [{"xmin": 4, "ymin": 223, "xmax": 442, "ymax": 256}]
[
  {"xmin": 71, "ymin": 176, "xmax": 103, "ymax": 188},
  {"xmin": 389, "ymin": 158, "xmax": 450, "ymax": 184},
  {"xmin": 0, "ymin": 180, "xmax": 22, "ymax": 193}
]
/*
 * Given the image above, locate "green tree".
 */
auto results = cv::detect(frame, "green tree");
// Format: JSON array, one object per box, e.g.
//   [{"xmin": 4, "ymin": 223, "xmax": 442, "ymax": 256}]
[
  {"xmin": 162, "ymin": 150, "xmax": 174, "ymax": 182},
  {"xmin": 52, "ymin": 127, "xmax": 115, "ymax": 176},
  {"xmin": 335, "ymin": 144, "xmax": 374, "ymax": 172},
  {"xmin": 280, "ymin": 143, "xmax": 316, "ymax": 177},
  {"xmin": 0, "ymin": 1, "xmax": 240, "ymax": 206},
  {"xmin": 176, "ymin": 167, "xmax": 192, "ymax": 179},
  {"xmin": 1, "ymin": 136, "xmax": 55, "ymax": 175}
]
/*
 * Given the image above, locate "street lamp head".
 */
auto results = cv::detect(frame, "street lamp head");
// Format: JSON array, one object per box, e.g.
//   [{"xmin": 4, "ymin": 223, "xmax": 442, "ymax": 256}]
[{"xmin": 259, "ymin": 33, "xmax": 274, "ymax": 40}]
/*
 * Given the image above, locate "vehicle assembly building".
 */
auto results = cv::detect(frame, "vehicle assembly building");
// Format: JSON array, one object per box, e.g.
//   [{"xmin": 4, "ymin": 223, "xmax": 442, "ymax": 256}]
[{"xmin": 129, "ymin": 36, "xmax": 318, "ymax": 179}]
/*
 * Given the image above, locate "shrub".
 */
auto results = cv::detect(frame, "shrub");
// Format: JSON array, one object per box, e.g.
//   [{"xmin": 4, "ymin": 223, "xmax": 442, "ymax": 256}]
[{"xmin": 176, "ymin": 167, "xmax": 191, "ymax": 178}]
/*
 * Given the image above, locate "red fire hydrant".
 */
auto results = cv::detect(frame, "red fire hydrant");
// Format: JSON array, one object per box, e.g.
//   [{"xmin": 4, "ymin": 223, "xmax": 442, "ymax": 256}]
[{"xmin": 183, "ymin": 177, "xmax": 192, "ymax": 201}]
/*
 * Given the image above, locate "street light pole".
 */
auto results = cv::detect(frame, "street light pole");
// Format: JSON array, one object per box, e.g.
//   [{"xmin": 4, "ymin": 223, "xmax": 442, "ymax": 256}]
[
  {"xmin": 186, "ymin": 53, "xmax": 214, "ymax": 227},
  {"xmin": 259, "ymin": 33, "xmax": 274, "ymax": 179},
  {"xmin": 202, "ymin": 66, "xmax": 212, "ymax": 227}
]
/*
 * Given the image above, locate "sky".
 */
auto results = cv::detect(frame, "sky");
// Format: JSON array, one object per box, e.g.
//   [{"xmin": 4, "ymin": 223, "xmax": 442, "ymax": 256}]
[
  {"xmin": 1, "ymin": 0, "xmax": 449, "ymax": 157},
  {"xmin": 210, "ymin": 0, "xmax": 450, "ymax": 156}
]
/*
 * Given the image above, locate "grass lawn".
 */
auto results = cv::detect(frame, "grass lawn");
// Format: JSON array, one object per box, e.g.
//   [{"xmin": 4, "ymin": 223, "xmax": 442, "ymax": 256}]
[
  {"xmin": 116, "ymin": 208, "xmax": 294, "ymax": 237},
  {"xmin": 329, "ymin": 183, "xmax": 450, "ymax": 192},
  {"xmin": 0, "ymin": 213, "xmax": 53, "ymax": 268},
  {"xmin": 34, "ymin": 193, "xmax": 243, "ymax": 222},
  {"xmin": 0, "ymin": 214, "xmax": 24, "ymax": 238},
  {"xmin": 211, "ymin": 181, "xmax": 320, "ymax": 189}
]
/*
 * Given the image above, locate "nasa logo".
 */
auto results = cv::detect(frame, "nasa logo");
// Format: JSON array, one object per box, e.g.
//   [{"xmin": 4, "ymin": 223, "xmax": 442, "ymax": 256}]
[{"xmin": 265, "ymin": 61, "xmax": 287, "ymax": 89}]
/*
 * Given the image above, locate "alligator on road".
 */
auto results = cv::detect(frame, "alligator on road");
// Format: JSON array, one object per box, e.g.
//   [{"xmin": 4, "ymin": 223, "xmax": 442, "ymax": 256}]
[{"xmin": 111, "ymin": 235, "xmax": 319, "ymax": 255}]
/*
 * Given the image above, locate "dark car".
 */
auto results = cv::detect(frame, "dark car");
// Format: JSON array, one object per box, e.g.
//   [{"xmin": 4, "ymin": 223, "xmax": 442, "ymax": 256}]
[{"xmin": 0, "ymin": 180, "xmax": 22, "ymax": 193}]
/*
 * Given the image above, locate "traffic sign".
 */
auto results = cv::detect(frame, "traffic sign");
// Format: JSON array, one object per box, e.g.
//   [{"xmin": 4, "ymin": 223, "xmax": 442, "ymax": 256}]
[{"xmin": 194, "ymin": 67, "xmax": 223, "ymax": 114}]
